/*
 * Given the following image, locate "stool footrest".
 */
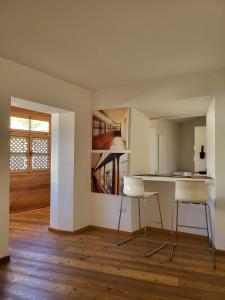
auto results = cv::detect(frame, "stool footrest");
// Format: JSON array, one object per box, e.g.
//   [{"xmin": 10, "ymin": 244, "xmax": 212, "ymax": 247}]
[
  {"xmin": 178, "ymin": 225, "xmax": 207, "ymax": 230},
  {"xmin": 117, "ymin": 234, "xmax": 141, "ymax": 246},
  {"xmin": 145, "ymin": 242, "xmax": 168, "ymax": 257}
]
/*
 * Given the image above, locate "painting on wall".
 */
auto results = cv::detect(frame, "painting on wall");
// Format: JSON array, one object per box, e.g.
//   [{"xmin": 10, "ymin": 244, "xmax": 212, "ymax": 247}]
[
  {"xmin": 92, "ymin": 108, "xmax": 129, "ymax": 151},
  {"xmin": 91, "ymin": 152, "xmax": 129, "ymax": 195}
]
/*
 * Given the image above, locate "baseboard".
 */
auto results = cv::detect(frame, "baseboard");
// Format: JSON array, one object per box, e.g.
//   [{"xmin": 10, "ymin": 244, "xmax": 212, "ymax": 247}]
[
  {"xmin": 49, "ymin": 224, "xmax": 208, "ymax": 240},
  {"xmin": 150, "ymin": 226, "xmax": 208, "ymax": 241},
  {"xmin": 48, "ymin": 225, "xmax": 92, "ymax": 235},
  {"xmin": 90, "ymin": 225, "xmax": 133, "ymax": 236},
  {"xmin": 49, "ymin": 225, "xmax": 133, "ymax": 236},
  {"xmin": 48, "ymin": 225, "xmax": 225, "ymax": 254},
  {"xmin": 90, "ymin": 225, "xmax": 209, "ymax": 240},
  {"xmin": 74, "ymin": 225, "xmax": 92, "ymax": 234},
  {"xmin": 0, "ymin": 255, "xmax": 10, "ymax": 264},
  {"xmin": 216, "ymin": 249, "xmax": 225, "ymax": 256}
]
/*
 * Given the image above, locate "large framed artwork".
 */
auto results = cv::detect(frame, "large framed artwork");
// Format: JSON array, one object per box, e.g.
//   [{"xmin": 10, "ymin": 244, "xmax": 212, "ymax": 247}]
[
  {"xmin": 92, "ymin": 107, "xmax": 129, "ymax": 151},
  {"xmin": 91, "ymin": 152, "xmax": 129, "ymax": 195}
]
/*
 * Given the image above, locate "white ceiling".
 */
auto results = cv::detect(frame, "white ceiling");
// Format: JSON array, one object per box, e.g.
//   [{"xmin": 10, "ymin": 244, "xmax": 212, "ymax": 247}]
[
  {"xmin": 0, "ymin": 0, "xmax": 225, "ymax": 90},
  {"xmin": 138, "ymin": 96, "xmax": 213, "ymax": 119},
  {"xmin": 155, "ymin": 115, "xmax": 206, "ymax": 123}
]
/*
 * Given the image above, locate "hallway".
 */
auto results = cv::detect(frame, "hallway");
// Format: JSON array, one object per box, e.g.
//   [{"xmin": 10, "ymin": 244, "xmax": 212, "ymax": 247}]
[
  {"xmin": 92, "ymin": 134, "xmax": 127, "ymax": 150},
  {"xmin": 0, "ymin": 209, "xmax": 225, "ymax": 299}
]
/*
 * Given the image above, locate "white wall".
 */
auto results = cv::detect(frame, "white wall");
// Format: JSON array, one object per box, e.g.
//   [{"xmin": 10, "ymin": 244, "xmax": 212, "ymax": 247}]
[
  {"xmin": 207, "ymin": 99, "xmax": 216, "ymax": 179},
  {"xmin": 150, "ymin": 119, "xmax": 178, "ymax": 174},
  {"xmin": 206, "ymin": 99, "xmax": 216, "ymax": 245},
  {"xmin": 0, "ymin": 56, "xmax": 91, "ymax": 258},
  {"xmin": 91, "ymin": 108, "xmax": 151, "ymax": 232},
  {"xmin": 178, "ymin": 117, "xmax": 206, "ymax": 172},
  {"xmin": 214, "ymin": 93, "xmax": 225, "ymax": 250},
  {"xmin": 91, "ymin": 193, "xmax": 132, "ymax": 232},
  {"xmin": 130, "ymin": 108, "xmax": 151, "ymax": 175}
]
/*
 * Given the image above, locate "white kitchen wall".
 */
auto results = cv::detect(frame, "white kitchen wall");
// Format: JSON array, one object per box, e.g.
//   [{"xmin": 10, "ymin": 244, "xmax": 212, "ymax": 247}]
[
  {"xmin": 214, "ymin": 93, "xmax": 225, "ymax": 250},
  {"xmin": 178, "ymin": 117, "xmax": 206, "ymax": 172},
  {"xmin": 207, "ymin": 99, "xmax": 216, "ymax": 179},
  {"xmin": 206, "ymin": 98, "xmax": 216, "ymax": 245}
]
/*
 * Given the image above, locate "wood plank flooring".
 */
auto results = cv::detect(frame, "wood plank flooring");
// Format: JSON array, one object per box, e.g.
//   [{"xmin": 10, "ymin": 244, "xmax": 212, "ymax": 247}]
[{"xmin": 0, "ymin": 208, "xmax": 225, "ymax": 299}]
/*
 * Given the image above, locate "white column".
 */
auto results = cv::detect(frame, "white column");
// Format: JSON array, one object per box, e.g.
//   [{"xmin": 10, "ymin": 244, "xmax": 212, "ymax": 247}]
[{"xmin": 50, "ymin": 112, "xmax": 75, "ymax": 231}]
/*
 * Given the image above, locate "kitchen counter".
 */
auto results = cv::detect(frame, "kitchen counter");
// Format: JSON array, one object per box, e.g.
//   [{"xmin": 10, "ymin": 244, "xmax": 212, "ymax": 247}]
[{"xmin": 134, "ymin": 174, "xmax": 214, "ymax": 183}]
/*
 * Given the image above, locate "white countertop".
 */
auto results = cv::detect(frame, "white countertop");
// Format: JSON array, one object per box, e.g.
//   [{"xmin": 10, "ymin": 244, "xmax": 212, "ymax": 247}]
[{"xmin": 134, "ymin": 174, "xmax": 214, "ymax": 183}]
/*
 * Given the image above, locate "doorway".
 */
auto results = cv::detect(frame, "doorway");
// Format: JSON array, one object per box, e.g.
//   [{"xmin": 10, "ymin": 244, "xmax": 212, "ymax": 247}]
[
  {"xmin": 10, "ymin": 106, "xmax": 51, "ymax": 213},
  {"xmin": 10, "ymin": 97, "xmax": 76, "ymax": 232}
]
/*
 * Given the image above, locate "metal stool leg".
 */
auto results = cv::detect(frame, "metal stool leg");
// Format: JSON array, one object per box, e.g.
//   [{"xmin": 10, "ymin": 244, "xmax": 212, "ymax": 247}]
[
  {"xmin": 144, "ymin": 195, "xmax": 168, "ymax": 257},
  {"xmin": 117, "ymin": 192, "xmax": 167, "ymax": 256},
  {"xmin": 138, "ymin": 198, "xmax": 142, "ymax": 236},
  {"xmin": 169, "ymin": 202, "xmax": 216, "ymax": 269},
  {"xmin": 117, "ymin": 194, "xmax": 124, "ymax": 245},
  {"xmin": 169, "ymin": 202, "xmax": 176, "ymax": 261},
  {"xmin": 206, "ymin": 204, "xmax": 216, "ymax": 269},
  {"xmin": 144, "ymin": 198, "xmax": 148, "ymax": 256},
  {"xmin": 156, "ymin": 193, "xmax": 164, "ymax": 230},
  {"xmin": 117, "ymin": 195, "xmax": 141, "ymax": 246},
  {"xmin": 204, "ymin": 203, "xmax": 211, "ymax": 251},
  {"xmin": 175, "ymin": 201, "xmax": 179, "ymax": 244}
]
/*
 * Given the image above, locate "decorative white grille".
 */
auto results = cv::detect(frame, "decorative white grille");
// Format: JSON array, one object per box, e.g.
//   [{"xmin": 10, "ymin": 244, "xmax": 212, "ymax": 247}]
[
  {"xmin": 10, "ymin": 154, "xmax": 28, "ymax": 171},
  {"xmin": 10, "ymin": 136, "xmax": 28, "ymax": 153},
  {"xmin": 32, "ymin": 155, "xmax": 49, "ymax": 170},
  {"xmin": 92, "ymin": 119, "xmax": 101, "ymax": 137},
  {"xmin": 93, "ymin": 119, "xmax": 100, "ymax": 127},
  {"xmin": 101, "ymin": 128, "xmax": 105, "ymax": 135},
  {"xmin": 32, "ymin": 138, "xmax": 49, "ymax": 154},
  {"xmin": 93, "ymin": 128, "xmax": 100, "ymax": 136}
]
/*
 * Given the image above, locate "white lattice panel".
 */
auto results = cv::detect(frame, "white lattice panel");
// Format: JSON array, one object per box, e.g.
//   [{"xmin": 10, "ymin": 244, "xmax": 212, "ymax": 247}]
[
  {"xmin": 32, "ymin": 138, "xmax": 49, "ymax": 154},
  {"xmin": 93, "ymin": 119, "xmax": 100, "ymax": 127},
  {"xmin": 101, "ymin": 128, "xmax": 105, "ymax": 135},
  {"xmin": 10, "ymin": 154, "xmax": 28, "ymax": 171},
  {"xmin": 10, "ymin": 136, "xmax": 28, "ymax": 153},
  {"xmin": 32, "ymin": 155, "xmax": 49, "ymax": 170},
  {"xmin": 93, "ymin": 128, "xmax": 100, "ymax": 136}
]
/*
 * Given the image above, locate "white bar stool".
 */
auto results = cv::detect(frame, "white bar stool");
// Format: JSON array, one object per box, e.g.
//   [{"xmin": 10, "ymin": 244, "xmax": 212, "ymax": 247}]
[
  {"xmin": 170, "ymin": 180, "xmax": 216, "ymax": 269},
  {"xmin": 117, "ymin": 176, "xmax": 167, "ymax": 257}
]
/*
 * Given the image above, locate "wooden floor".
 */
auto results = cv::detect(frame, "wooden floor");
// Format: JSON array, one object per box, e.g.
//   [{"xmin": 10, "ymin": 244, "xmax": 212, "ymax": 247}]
[{"xmin": 1, "ymin": 208, "xmax": 225, "ymax": 299}]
